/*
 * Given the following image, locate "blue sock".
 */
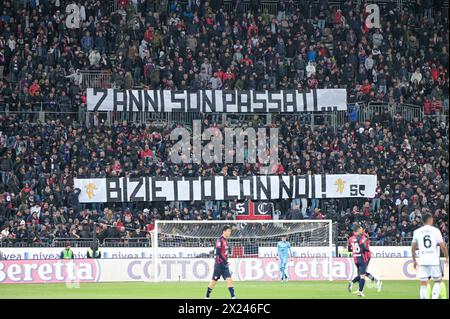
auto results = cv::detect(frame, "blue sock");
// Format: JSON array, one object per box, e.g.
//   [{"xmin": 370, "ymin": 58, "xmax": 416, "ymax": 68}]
[
  {"xmin": 228, "ymin": 287, "xmax": 235, "ymax": 298},
  {"xmin": 359, "ymin": 278, "xmax": 365, "ymax": 291},
  {"xmin": 352, "ymin": 276, "xmax": 360, "ymax": 283},
  {"xmin": 206, "ymin": 287, "xmax": 212, "ymax": 298},
  {"xmin": 280, "ymin": 268, "xmax": 285, "ymax": 279},
  {"xmin": 366, "ymin": 273, "xmax": 375, "ymax": 281}
]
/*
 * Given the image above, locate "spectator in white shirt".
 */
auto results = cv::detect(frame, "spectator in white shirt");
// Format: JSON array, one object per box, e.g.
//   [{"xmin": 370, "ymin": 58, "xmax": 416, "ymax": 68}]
[
  {"xmin": 306, "ymin": 61, "xmax": 316, "ymax": 78},
  {"xmin": 372, "ymin": 29, "xmax": 384, "ymax": 47},
  {"xmin": 89, "ymin": 49, "xmax": 101, "ymax": 68},
  {"xmin": 410, "ymin": 68, "xmax": 423, "ymax": 84},
  {"xmin": 30, "ymin": 203, "xmax": 42, "ymax": 218},
  {"xmin": 365, "ymin": 54, "xmax": 374, "ymax": 71}
]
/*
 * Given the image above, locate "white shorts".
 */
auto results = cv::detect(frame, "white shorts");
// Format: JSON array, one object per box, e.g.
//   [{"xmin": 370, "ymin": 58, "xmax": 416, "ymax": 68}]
[{"xmin": 418, "ymin": 265, "xmax": 442, "ymax": 281}]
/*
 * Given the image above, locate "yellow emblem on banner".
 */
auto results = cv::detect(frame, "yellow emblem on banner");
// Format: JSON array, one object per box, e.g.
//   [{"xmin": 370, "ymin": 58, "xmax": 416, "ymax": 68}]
[
  {"xmin": 85, "ymin": 183, "xmax": 97, "ymax": 199},
  {"xmin": 335, "ymin": 178, "xmax": 345, "ymax": 194}
]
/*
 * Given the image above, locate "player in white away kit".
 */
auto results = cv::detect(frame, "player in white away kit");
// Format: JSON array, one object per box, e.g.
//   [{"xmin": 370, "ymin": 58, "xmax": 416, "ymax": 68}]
[{"xmin": 411, "ymin": 214, "xmax": 449, "ymax": 299}]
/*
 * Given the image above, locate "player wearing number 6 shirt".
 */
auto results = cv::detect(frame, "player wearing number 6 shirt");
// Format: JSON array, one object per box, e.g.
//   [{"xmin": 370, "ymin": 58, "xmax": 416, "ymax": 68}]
[
  {"xmin": 411, "ymin": 213, "xmax": 449, "ymax": 299},
  {"xmin": 347, "ymin": 223, "xmax": 370, "ymax": 297},
  {"xmin": 205, "ymin": 225, "xmax": 237, "ymax": 299}
]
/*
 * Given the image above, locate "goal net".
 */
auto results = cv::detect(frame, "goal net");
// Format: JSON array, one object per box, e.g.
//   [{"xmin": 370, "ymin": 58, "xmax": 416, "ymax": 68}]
[{"xmin": 150, "ymin": 220, "xmax": 333, "ymax": 282}]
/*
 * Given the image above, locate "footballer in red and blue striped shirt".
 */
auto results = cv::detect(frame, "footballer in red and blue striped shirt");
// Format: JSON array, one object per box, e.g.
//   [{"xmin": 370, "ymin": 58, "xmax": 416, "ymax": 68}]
[
  {"xmin": 347, "ymin": 224, "xmax": 382, "ymax": 296},
  {"xmin": 205, "ymin": 225, "xmax": 237, "ymax": 299}
]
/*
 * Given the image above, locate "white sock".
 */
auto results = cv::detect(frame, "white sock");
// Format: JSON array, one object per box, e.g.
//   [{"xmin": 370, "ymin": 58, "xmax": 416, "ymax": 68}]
[
  {"xmin": 432, "ymin": 282, "xmax": 441, "ymax": 299},
  {"xmin": 420, "ymin": 285, "xmax": 428, "ymax": 299}
]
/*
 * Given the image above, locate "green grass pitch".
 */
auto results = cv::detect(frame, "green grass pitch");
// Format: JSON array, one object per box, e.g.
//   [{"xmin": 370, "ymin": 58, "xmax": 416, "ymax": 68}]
[{"xmin": 0, "ymin": 280, "xmax": 448, "ymax": 299}]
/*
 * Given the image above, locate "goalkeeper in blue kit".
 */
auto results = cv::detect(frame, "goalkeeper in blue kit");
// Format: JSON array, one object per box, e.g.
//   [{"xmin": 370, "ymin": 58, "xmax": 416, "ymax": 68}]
[{"xmin": 277, "ymin": 236, "xmax": 292, "ymax": 281}]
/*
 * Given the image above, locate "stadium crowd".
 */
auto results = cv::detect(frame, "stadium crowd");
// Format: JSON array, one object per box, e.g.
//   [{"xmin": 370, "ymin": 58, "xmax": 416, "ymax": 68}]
[
  {"xmin": 0, "ymin": 112, "xmax": 448, "ymax": 245},
  {"xmin": 0, "ymin": 0, "xmax": 449, "ymax": 246},
  {"xmin": 0, "ymin": 0, "xmax": 448, "ymax": 111}
]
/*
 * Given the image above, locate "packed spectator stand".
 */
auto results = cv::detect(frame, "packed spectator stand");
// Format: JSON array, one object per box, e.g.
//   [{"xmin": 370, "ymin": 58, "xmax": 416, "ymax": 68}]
[{"xmin": 0, "ymin": 0, "xmax": 448, "ymax": 248}]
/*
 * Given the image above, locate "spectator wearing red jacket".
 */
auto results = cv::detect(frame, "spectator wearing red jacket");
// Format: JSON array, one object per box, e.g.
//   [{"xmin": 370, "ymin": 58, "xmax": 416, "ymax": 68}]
[
  {"xmin": 29, "ymin": 80, "xmax": 40, "ymax": 96},
  {"xmin": 431, "ymin": 97, "xmax": 443, "ymax": 114},
  {"xmin": 150, "ymin": 131, "xmax": 162, "ymax": 143},
  {"xmin": 307, "ymin": 75, "xmax": 318, "ymax": 89},
  {"xmin": 334, "ymin": 9, "xmax": 344, "ymax": 25},
  {"xmin": 116, "ymin": 220, "xmax": 124, "ymax": 231},
  {"xmin": 423, "ymin": 98, "xmax": 433, "ymax": 114},
  {"xmin": 317, "ymin": 45, "xmax": 326, "ymax": 58},
  {"xmin": 330, "ymin": 140, "xmax": 340, "ymax": 153},
  {"xmin": 241, "ymin": 55, "xmax": 253, "ymax": 65},
  {"xmin": 215, "ymin": 68, "xmax": 225, "ymax": 80},
  {"xmin": 222, "ymin": 68, "xmax": 236, "ymax": 81},
  {"xmin": 271, "ymin": 162, "xmax": 285, "ymax": 174},
  {"xmin": 144, "ymin": 26, "xmax": 153, "ymax": 43},
  {"xmin": 360, "ymin": 80, "xmax": 372, "ymax": 95},
  {"xmin": 431, "ymin": 64, "xmax": 439, "ymax": 82},
  {"xmin": 206, "ymin": 16, "xmax": 214, "ymax": 25},
  {"xmin": 112, "ymin": 160, "xmax": 122, "ymax": 174},
  {"xmin": 145, "ymin": 222, "xmax": 155, "ymax": 232},
  {"xmin": 247, "ymin": 23, "xmax": 258, "ymax": 37},
  {"xmin": 140, "ymin": 144, "xmax": 153, "ymax": 159},
  {"xmin": 312, "ymin": 208, "xmax": 325, "ymax": 219}
]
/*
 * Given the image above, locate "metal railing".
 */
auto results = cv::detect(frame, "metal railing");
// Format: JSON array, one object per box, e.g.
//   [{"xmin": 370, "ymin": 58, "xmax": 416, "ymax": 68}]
[
  {"xmin": 84, "ymin": 110, "xmax": 201, "ymax": 128},
  {"xmin": 108, "ymin": 0, "xmax": 118, "ymax": 13},
  {"xmin": 356, "ymin": 101, "xmax": 395, "ymax": 123},
  {"xmin": 284, "ymin": 112, "xmax": 341, "ymax": 130},
  {"xmin": 102, "ymin": 238, "xmax": 151, "ymax": 247},
  {"xmin": 358, "ymin": 101, "xmax": 448, "ymax": 125},
  {"xmin": 394, "ymin": 103, "xmax": 423, "ymax": 122},
  {"xmin": 0, "ymin": 238, "xmax": 99, "ymax": 248},
  {"xmin": 2, "ymin": 100, "xmax": 446, "ymax": 131},
  {"xmin": 0, "ymin": 238, "xmax": 149, "ymax": 248},
  {"xmin": 53, "ymin": 238, "xmax": 100, "ymax": 247},
  {"xmin": 274, "ymin": 100, "xmax": 443, "ymax": 130},
  {"xmin": 346, "ymin": 101, "xmax": 423, "ymax": 126},
  {"xmin": 316, "ymin": 0, "xmax": 402, "ymax": 12},
  {"xmin": 0, "ymin": 103, "xmax": 85, "ymax": 124},
  {"xmin": 260, "ymin": 2, "xmax": 278, "ymax": 15},
  {"xmin": 105, "ymin": 110, "xmax": 203, "ymax": 127},
  {"xmin": 81, "ymin": 70, "xmax": 112, "ymax": 89},
  {"xmin": 221, "ymin": 0, "xmax": 282, "ymax": 14},
  {"xmin": 222, "ymin": 0, "xmax": 403, "ymax": 15},
  {"xmin": 444, "ymin": 0, "xmax": 449, "ymax": 18},
  {"xmin": 2, "ymin": 236, "xmax": 416, "ymax": 248},
  {"xmin": 84, "ymin": 100, "xmax": 440, "ymax": 130},
  {"xmin": 0, "ymin": 240, "xmax": 50, "ymax": 248}
]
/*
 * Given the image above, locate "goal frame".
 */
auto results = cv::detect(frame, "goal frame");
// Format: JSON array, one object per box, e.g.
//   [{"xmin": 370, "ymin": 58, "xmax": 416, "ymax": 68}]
[{"xmin": 152, "ymin": 219, "xmax": 334, "ymax": 282}]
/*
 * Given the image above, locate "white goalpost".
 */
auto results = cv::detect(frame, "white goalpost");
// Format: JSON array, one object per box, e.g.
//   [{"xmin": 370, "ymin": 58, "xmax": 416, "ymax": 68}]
[{"xmin": 151, "ymin": 220, "xmax": 334, "ymax": 283}]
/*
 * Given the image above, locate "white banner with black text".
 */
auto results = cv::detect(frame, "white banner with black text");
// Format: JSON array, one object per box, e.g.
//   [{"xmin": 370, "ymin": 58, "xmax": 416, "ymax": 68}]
[
  {"xmin": 86, "ymin": 89, "xmax": 347, "ymax": 113},
  {"xmin": 74, "ymin": 175, "xmax": 377, "ymax": 203}
]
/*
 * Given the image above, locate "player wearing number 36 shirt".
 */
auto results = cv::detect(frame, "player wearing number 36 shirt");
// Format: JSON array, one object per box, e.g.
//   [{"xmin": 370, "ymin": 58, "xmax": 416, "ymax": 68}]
[
  {"xmin": 346, "ymin": 223, "xmax": 382, "ymax": 297},
  {"xmin": 347, "ymin": 224, "xmax": 381, "ymax": 296},
  {"xmin": 411, "ymin": 214, "xmax": 448, "ymax": 299}
]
